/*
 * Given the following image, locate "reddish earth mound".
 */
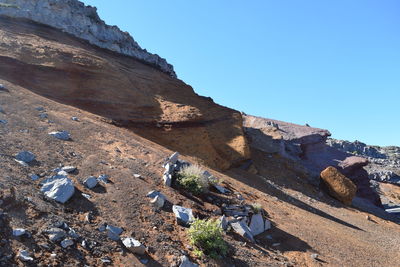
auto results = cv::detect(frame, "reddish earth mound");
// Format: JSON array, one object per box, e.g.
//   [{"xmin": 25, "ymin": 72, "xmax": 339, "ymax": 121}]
[{"xmin": 0, "ymin": 16, "xmax": 250, "ymax": 170}]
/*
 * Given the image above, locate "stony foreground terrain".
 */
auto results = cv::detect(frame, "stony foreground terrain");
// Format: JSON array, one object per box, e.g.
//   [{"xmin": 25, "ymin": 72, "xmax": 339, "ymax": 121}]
[
  {"xmin": 1, "ymin": 79, "xmax": 400, "ymax": 267},
  {"xmin": 1, "ymin": 1, "xmax": 400, "ymax": 266}
]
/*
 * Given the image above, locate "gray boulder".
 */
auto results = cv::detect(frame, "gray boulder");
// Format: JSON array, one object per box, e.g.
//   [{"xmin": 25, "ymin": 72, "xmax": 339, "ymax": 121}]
[
  {"xmin": 40, "ymin": 177, "xmax": 75, "ymax": 203},
  {"xmin": 83, "ymin": 176, "xmax": 98, "ymax": 189},
  {"xmin": 122, "ymin": 237, "xmax": 146, "ymax": 255},
  {"xmin": 230, "ymin": 221, "xmax": 254, "ymax": 242},
  {"xmin": 172, "ymin": 205, "xmax": 194, "ymax": 226},
  {"xmin": 15, "ymin": 151, "xmax": 35, "ymax": 163},
  {"xmin": 150, "ymin": 195, "xmax": 165, "ymax": 209},
  {"xmin": 98, "ymin": 174, "xmax": 110, "ymax": 184},
  {"xmin": 49, "ymin": 131, "xmax": 71, "ymax": 140},
  {"xmin": 248, "ymin": 213, "xmax": 265, "ymax": 236}
]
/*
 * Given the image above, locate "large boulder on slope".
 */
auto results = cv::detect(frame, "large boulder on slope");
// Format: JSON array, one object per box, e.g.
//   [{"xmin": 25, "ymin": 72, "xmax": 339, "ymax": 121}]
[{"xmin": 320, "ymin": 166, "xmax": 357, "ymax": 205}]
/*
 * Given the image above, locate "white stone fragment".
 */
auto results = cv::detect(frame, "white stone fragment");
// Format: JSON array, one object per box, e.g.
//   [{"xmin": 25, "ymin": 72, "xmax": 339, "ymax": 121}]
[
  {"xmin": 122, "ymin": 237, "xmax": 146, "ymax": 255},
  {"xmin": 40, "ymin": 177, "xmax": 75, "ymax": 203}
]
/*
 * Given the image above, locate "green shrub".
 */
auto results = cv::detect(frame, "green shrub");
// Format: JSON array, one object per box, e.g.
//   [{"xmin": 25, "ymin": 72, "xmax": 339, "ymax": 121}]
[
  {"xmin": 188, "ymin": 218, "xmax": 228, "ymax": 259},
  {"xmin": 176, "ymin": 165, "xmax": 210, "ymax": 194}
]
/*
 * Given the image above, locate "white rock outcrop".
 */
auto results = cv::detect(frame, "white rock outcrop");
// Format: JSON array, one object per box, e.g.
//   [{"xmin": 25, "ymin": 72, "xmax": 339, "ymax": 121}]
[{"xmin": 0, "ymin": 0, "xmax": 176, "ymax": 77}]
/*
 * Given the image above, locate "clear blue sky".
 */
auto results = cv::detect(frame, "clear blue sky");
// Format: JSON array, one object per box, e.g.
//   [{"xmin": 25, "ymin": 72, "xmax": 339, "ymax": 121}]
[{"xmin": 82, "ymin": 0, "xmax": 399, "ymax": 146}]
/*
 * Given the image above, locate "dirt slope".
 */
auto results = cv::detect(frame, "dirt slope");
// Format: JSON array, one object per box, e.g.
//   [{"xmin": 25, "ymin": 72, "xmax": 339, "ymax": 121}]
[
  {"xmin": 0, "ymin": 16, "xmax": 249, "ymax": 170},
  {"xmin": 1, "ymin": 77, "xmax": 400, "ymax": 267}
]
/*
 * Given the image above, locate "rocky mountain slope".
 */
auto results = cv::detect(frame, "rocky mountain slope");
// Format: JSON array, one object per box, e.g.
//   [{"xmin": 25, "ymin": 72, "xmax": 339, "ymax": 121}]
[
  {"xmin": 327, "ymin": 138, "xmax": 400, "ymax": 184},
  {"xmin": 0, "ymin": 15, "xmax": 250, "ymax": 171},
  {"xmin": 1, "ymin": 1, "xmax": 400, "ymax": 266},
  {"xmin": 243, "ymin": 114, "xmax": 383, "ymax": 208},
  {"xmin": 0, "ymin": 0, "xmax": 175, "ymax": 77}
]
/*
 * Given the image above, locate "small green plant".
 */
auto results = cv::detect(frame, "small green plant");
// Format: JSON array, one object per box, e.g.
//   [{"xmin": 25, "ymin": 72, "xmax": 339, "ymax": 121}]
[
  {"xmin": 251, "ymin": 203, "xmax": 263, "ymax": 214},
  {"xmin": 188, "ymin": 218, "xmax": 228, "ymax": 259},
  {"xmin": 176, "ymin": 164, "xmax": 210, "ymax": 194}
]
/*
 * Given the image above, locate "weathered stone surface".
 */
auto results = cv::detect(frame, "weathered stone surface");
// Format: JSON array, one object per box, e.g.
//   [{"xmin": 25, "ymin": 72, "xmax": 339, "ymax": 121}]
[
  {"xmin": 18, "ymin": 250, "xmax": 33, "ymax": 262},
  {"xmin": 179, "ymin": 255, "xmax": 198, "ymax": 267},
  {"xmin": 47, "ymin": 228, "xmax": 67, "ymax": 242},
  {"xmin": 49, "ymin": 131, "xmax": 70, "ymax": 140},
  {"xmin": 106, "ymin": 225, "xmax": 123, "ymax": 241},
  {"xmin": 83, "ymin": 176, "xmax": 98, "ymax": 189},
  {"xmin": 13, "ymin": 228, "xmax": 28, "ymax": 237},
  {"xmin": 98, "ymin": 174, "xmax": 110, "ymax": 184},
  {"xmin": 163, "ymin": 173, "xmax": 172, "ymax": 187},
  {"xmin": 146, "ymin": 191, "xmax": 165, "ymax": 199},
  {"xmin": 320, "ymin": 166, "xmax": 357, "ymax": 205},
  {"xmin": 61, "ymin": 166, "xmax": 76, "ymax": 173},
  {"xmin": 150, "ymin": 195, "xmax": 165, "ymax": 209},
  {"xmin": 61, "ymin": 239, "xmax": 74, "ymax": 248},
  {"xmin": 249, "ymin": 213, "xmax": 265, "ymax": 236},
  {"xmin": 213, "ymin": 184, "xmax": 231, "ymax": 194},
  {"xmin": 339, "ymin": 156, "xmax": 369, "ymax": 173},
  {"xmin": 172, "ymin": 205, "xmax": 194, "ymax": 226},
  {"xmin": 30, "ymin": 174, "xmax": 40, "ymax": 181},
  {"xmin": 0, "ymin": 16, "xmax": 250, "ymax": 171},
  {"xmin": 220, "ymin": 215, "xmax": 228, "ymax": 231},
  {"xmin": 0, "ymin": 0, "xmax": 175, "ymax": 77},
  {"xmin": 40, "ymin": 177, "xmax": 75, "ymax": 203},
  {"xmin": 264, "ymin": 219, "xmax": 271, "ymax": 231},
  {"xmin": 15, "ymin": 151, "xmax": 35, "ymax": 163},
  {"xmin": 122, "ymin": 237, "xmax": 146, "ymax": 255},
  {"xmin": 230, "ymin": 221, "xmax": 254, "ymax": 242}
]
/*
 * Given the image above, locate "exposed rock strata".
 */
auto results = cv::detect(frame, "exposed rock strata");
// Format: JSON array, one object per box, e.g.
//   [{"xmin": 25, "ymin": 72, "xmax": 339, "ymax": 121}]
[
  {"xmin": 327, "ymin": 138, "xmax": 400, "ymax": 184},
  {"xmin": 0, "ymin": 16, "xmax": 250, "ymax": 170},
  {"xmin": 243, "ymin": 114, "xmax": 382, "ymax": 207},
  {"xmin": 0, "ymin": 0, "xmax": 176, "ymax": 77}
]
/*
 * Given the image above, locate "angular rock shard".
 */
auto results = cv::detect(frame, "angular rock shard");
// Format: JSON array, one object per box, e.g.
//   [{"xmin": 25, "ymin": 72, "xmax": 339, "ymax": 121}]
[
  {"xmin": 40, "ymin": 177, "xmax": 75, "ymax": 203},
  {"xmin": 172, "ymin": 205, "xmax": 194, "ymax": 226},
  {"xmin": 122, "ymin": 237, "xmax": 146, "ymax": 255}
]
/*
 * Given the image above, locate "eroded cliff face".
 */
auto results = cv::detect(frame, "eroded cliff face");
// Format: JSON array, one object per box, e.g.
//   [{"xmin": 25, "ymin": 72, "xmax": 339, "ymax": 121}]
[
  {"xmin": 0, "ymin": 16, "xmax": 250, "ymax": 169},
  {"xmin": 243, "ymin": 114, "xmax": 382, "ymax": 207},
  {"xmin": 0, "ymin": 0, "xmax": 176, "ymax": 77}
]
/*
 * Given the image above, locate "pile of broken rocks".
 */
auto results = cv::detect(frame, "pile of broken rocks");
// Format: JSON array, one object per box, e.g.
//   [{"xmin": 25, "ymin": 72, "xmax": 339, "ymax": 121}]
[{"xmin": 148, "ymin": 152, "xmax": 272, "ymax": 246}]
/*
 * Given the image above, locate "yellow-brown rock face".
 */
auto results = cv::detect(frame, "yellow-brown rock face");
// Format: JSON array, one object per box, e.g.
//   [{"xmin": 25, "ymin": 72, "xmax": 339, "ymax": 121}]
[
  {"xmin": 0, "ymin": 17, "xmax": 249, "ymax": 169},
  {"xmin": 320, "ymin": 166, "xmax": 357, "ymax": 205}
]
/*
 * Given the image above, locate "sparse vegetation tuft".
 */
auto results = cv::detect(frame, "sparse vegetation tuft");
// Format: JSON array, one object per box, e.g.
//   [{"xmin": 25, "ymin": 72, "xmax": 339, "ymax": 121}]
[
  {"xmin": 188, "ymin": 218, "xmax": 228, "ymax": 259},
  {"xmin": 176, "ymin": 164, "xmax": 210, "ymax": 194},
  {"xmin": 251, "ymin": 203, "xmax": 263, "ymax": 213}
]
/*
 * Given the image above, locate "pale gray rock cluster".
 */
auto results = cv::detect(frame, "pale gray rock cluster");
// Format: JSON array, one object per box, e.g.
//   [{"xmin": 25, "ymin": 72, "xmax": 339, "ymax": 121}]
[
  {"xmin": 0, "ymin": 0, "xmax": 176, "ymax": 77},
  {"xmin": 220, "ymin": 204, "xmax": 271, "ymax": 242}
]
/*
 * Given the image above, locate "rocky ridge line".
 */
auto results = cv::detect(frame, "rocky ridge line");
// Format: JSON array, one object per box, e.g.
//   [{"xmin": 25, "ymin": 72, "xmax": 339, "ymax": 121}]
[
  {"xmin": 327, "ymin": 138, "xmax": 400, "ymax": 184},
  {"xmin": 0, "ymin": 0, "xmax": 176, "ymax": 77}
]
